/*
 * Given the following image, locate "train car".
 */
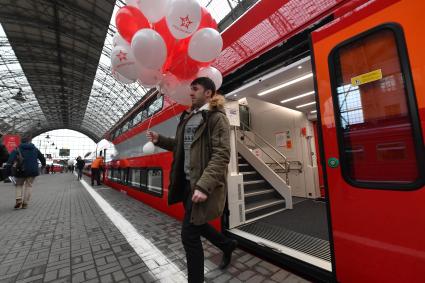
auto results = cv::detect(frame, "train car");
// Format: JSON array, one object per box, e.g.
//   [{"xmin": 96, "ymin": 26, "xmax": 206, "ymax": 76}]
[{"xmin": 95, "ymin": 0, "xmax": 424, "ymax": 282}]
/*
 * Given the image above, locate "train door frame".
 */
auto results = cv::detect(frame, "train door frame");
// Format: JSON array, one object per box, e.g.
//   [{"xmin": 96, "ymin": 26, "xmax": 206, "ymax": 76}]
[{"xmin": 309, "ymin": 38, "xmax": 338, "ymax": 283}]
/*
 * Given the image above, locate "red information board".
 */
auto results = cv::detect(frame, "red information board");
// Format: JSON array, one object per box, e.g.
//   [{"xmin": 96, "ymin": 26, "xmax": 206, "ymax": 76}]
[{"xmin": 3, "ymin": 135, "xmax": 21, "ymax": 153}]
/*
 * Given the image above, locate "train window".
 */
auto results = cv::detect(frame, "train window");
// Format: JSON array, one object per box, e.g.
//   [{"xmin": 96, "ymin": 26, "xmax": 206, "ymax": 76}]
[
  {"xmin": 135, "ymin": 109, "xmax": 148, "ymax": 126},
  {"xmin": 111, "ymin": 168, "xmax": 117, "ymax": 181},
  {"xmin": 148, "ymin": 96, "xmax": 164, "ymax": 117},
  {"xmin": 133, "ymin": 112, "xmax": 142, "ymax": 125},
  {"xmin": 107, "ymin": 168, "xmax": 112, "ymax": 179},
  {"xmin": 123, "ymin": 121, "xmax": 130, "ymax": 133},
  {"xmin": 147, "ymin": 169, "xmax": 162, "ymax": 196},
  {"xmin": 130, "ymin": 168, "xmax": 141, "ymax": 188},
  {"xmin": 329, "ymin": 24, "xmax": 424, "ymax": 189},
  {"xmin": 120, "ymin": 168, "xmax": 128, "ymax": 184},
  {"xmin": 140, "ymin": 169, "xmax": 148, "ymax": 191},
  {"xmin": 127, "ymin": 119, "xmax": 133, "ymax": 129}
]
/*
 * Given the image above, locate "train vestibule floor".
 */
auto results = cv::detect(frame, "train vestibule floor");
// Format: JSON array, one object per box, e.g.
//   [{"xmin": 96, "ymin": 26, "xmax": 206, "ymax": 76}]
[{"xmin": 231, "ymin": 197, "xmax": 331, "ymax": 271}]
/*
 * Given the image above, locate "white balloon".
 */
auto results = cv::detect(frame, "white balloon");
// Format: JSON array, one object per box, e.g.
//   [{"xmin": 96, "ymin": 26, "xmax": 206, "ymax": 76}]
[
  {"xmin": 111, "ymin": 45, "xmax": 139, "ymax": 83},
  {"xmin": 188, "ymin": 28, "xmax": 222, "ymax": 62},
  {"xmin": 139, "ymin": 0, "xmax": 170, "ymax": 23},
  {"xmin": 166, "ymin": 0, "xmax": 201, "ymax": 39},
  {"xmin": 159, "ymin": 72, "xmax": 179, "ymax": 95},
  {"xmin": 126, "ymin": 0, "xmax": 140, "ymax": 8},
  {"xmin": 131, "ymin": 29, "xmax": 167, "ymax": 69},
  {"xmin": 112, "ymin": 33, "xmax": 129, "ymax": 48},
  {"xmin": 197, "ymin": 67, "xmax": 223, "ymax": 90},
  {"xmin": 111, "ymin": 68, "xmax": 134, "ymax": 84},
  {"xmin": 138, "ymin": 67, "xmax": 163, "ymax": 87},
  {"xmin": 168, "ymin": 81, "xmax": 192, "ymax": 106},
  {"xmin": 143, "ymin": 141, "xmax": 155, "ymax": 154}
]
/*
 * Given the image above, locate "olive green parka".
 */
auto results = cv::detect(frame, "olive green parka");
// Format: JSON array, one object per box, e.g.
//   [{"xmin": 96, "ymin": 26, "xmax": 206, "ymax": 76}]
[{"xmin": 155, "ymin": 95, "xmax": 230, "ymax": 225}]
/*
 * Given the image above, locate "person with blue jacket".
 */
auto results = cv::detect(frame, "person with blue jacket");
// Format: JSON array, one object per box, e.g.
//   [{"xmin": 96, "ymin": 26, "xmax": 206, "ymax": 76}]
[{"xmin": 7, "ymin": 135, "xmax": 46, "ymax": 209}]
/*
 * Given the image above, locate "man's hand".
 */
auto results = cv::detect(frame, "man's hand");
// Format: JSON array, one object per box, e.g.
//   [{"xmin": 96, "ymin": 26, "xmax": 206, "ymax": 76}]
[
  {"xmin": 192, "ymin": 189, "xmax": 208, "ymax": 203},
  {"xmin": 146, "ymin": 131, "xmax": 159, "ymax": 144}
]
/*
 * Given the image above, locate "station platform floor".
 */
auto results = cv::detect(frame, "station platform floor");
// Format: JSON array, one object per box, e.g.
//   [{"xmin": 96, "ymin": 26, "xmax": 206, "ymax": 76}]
[{"xmin": 0, "ymin": 173, "xmax": 310, "ymax": 283}]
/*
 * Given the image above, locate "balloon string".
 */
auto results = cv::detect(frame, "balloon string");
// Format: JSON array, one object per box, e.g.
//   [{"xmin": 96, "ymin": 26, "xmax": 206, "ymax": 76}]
[{"xmin": 147, "ymin": 114, "xmax": 153, "ymax": 131}]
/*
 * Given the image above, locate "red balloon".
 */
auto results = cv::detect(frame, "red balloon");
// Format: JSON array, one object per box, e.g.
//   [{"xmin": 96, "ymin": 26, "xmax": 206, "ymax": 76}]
[
  {"xmin": 163, "ymin": 38, "xmax": 202, "ymax": 80},
  {"xmin": 116, "ymin": 6, "xmax": 150, "ymax": 43},
  {"xmin": 199, "ymin": 7, "xmax": 217, "ymax": 30},
  {"xmin": 153, "ymin": 18, "xmax": 177, "ymax": 55}
]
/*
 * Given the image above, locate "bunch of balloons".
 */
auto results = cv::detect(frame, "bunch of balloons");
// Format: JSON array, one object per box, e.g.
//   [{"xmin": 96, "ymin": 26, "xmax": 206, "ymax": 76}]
[{"xmin": 111, "ymin": 0, "xmax": 223, "ymax": 106}]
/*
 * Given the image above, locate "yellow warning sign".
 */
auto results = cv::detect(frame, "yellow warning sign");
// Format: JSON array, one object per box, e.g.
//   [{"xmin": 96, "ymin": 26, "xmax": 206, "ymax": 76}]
[{"xmin": 351, "ymin": 69, "xmax": 383, "ymax": 86}]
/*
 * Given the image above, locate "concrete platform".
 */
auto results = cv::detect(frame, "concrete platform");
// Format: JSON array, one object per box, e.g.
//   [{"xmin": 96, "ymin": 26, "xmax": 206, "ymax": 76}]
[{"xmin": 0, "ymin": 173, "xmax": 309, "ymax": 283}]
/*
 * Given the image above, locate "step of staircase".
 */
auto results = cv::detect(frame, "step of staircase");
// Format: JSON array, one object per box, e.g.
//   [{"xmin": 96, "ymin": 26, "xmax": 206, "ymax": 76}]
[
  {"xmin": 244, "ymin": 188, "xmax": 275, "ymax": 198},
  {"xmin": 241, "ymin": 171, "xmax": 263, "ymax": 181},
  {"xmin": 244, "ymin": 180, "xmax": 273, "ymax": 192},
  {"xmin": 245, "ymin": 188, "xmax": 279, "ymax": 204},
  {"xmin": 245, "ymin": 199, "xmax": 286, "ymax": 221},
  {"xmin": 238, "ymin": 163, "xmax": 255, "ymax": 172}
]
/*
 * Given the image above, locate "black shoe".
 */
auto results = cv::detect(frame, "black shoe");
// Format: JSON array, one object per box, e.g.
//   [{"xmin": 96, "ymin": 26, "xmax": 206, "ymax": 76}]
[
  {"xmin": 219, "ymin": 240, "xmax": 237, "ymax": 269},
  {"xmin": 14, "ymin": 200, "xmax": 22, "ymax": 209}
]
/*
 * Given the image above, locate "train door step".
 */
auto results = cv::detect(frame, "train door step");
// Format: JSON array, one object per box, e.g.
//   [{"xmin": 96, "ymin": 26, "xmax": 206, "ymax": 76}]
[{"xmin": 229, "ymin": 222, "xmax": 331, "ymax": 271}]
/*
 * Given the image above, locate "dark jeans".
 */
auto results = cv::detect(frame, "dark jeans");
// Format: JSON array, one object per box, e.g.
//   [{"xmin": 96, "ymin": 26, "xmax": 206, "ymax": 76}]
[
  {"xmin": 77, "ymin": 168, "xmax": 83, "ymax": 180},
  {"xmin": 181, "ymin": 181, "xmax": 232, "ymax": 283},
  {"xmin": 91, "ymin": 168, "xmax": 101, "ymax": 185}
]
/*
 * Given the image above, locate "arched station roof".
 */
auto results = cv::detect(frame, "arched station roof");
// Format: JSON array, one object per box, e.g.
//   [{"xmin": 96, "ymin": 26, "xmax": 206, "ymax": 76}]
[{"xmin": 0, "ymin": 0, "xmax": 256, "ymax": 142}]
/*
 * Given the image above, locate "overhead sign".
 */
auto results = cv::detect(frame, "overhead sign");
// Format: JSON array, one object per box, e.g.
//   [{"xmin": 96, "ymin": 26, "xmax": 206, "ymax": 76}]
[
  {"xmin": 351, "ymin": 69, "xmax": 382, "ymax": 86},
  {"xmin": 3, "ymin": 135, "xmax": 21, "ymax": 153},
  {"xmin": 59, "ymin": 148, "xmax": 70, "ymax": 157}
]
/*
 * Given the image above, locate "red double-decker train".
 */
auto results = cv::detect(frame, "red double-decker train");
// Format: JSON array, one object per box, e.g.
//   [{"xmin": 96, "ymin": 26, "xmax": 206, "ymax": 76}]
[{"xmin": 87, "ymin": 1, "xmax": 425, "ymax": 282}]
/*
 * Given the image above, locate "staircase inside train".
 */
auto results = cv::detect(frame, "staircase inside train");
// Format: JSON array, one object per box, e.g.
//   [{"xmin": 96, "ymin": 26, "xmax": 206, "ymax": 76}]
[{"xmin": 224, "ymin": 56, "xmax": 332, "ymax": 273}]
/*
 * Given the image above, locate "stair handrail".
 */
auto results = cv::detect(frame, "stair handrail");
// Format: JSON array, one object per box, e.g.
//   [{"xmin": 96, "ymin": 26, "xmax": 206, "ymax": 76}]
[{"xmin": 238, "ymin": 122, "xmax": 290, "ymax": 184}]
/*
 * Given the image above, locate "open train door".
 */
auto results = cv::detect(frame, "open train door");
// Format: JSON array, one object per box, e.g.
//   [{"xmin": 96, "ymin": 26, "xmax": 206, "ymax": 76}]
[{"xmin": 311, "ymin": 0, "xmax": 425, "ymax": 282}]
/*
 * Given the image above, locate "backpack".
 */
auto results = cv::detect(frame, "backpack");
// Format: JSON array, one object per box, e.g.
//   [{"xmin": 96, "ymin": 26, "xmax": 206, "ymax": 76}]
[{"xmin": 11, "ymin": 147, "xmax": 25, "ymax": 177}]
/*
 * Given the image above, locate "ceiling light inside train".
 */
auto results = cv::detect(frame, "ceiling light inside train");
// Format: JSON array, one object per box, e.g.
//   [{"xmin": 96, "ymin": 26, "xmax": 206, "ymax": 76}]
[
  {"xmin": 257, "ymin": 73, "xmax": 313, "ymax": 96},
  {"xmin": 280, "ymin": 91, "xmax": 315, "ymax": 104},
  {"xmin": 296, "ymin": 101, "xmax": 316, "ymax": 108}
]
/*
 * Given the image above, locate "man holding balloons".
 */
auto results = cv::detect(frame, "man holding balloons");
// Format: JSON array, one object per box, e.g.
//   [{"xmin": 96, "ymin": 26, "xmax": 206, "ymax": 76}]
[
  {"xmin": 113, "ymin": 1, "xmax": 231, "ymax": 280},
  {"xmin": 147, "ymin": 77, "xmax": 237, "ymax": 282}
]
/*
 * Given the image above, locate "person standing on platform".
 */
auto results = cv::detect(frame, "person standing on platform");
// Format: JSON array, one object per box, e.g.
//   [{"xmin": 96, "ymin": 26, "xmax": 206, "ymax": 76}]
[
  {"xmin": 76, "ymin": 156, "xmax": 85, "ymax": 180},
  {"xmin": 0, "ymin": 143, "xmax": 9, "ymax": 182},
  {"xmin": 6, "ymin": 135, "xmax": 46, "ymax": 209},
  {"xmin": 147, "ymin": 77, "xmax": 237, "ymax": 282},
  {"xmin": 0, "ymin": 143, "xmax": 8, "ymax": 165},
  {"xmin": 91, "ymin": 152, "xmax": 103, "ymax": 186}
]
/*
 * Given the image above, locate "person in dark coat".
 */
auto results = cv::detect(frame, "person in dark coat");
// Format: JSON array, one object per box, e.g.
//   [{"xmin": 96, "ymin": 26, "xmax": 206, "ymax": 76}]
[
  {"xmin": 76, "ymin": 156, "xmax": 85, "ymax": 180},
  {"xmin": 0, "ymin": 143, "xmax": 9, "ymax": 181},
  {"xmin": 0, "ymin": 143, "xmax": 9, "ymax": 165},
  {"xmin": 148, "ymin": 77, "xmax": 237, "ymax": 282},
  {"xmin": 6, "ymin": 135, "xmax": 46, "ymax": 209}
]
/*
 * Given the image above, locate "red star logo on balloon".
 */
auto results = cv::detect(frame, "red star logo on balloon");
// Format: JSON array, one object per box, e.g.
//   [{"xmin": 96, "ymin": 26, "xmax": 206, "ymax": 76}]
[
  {"xmin": 116, "ymin": 50, "xmax": 127, "ymax": 62},
  {"xmin": 180, "ymin": 15, "xmax": 193, "ymax": 29}
]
